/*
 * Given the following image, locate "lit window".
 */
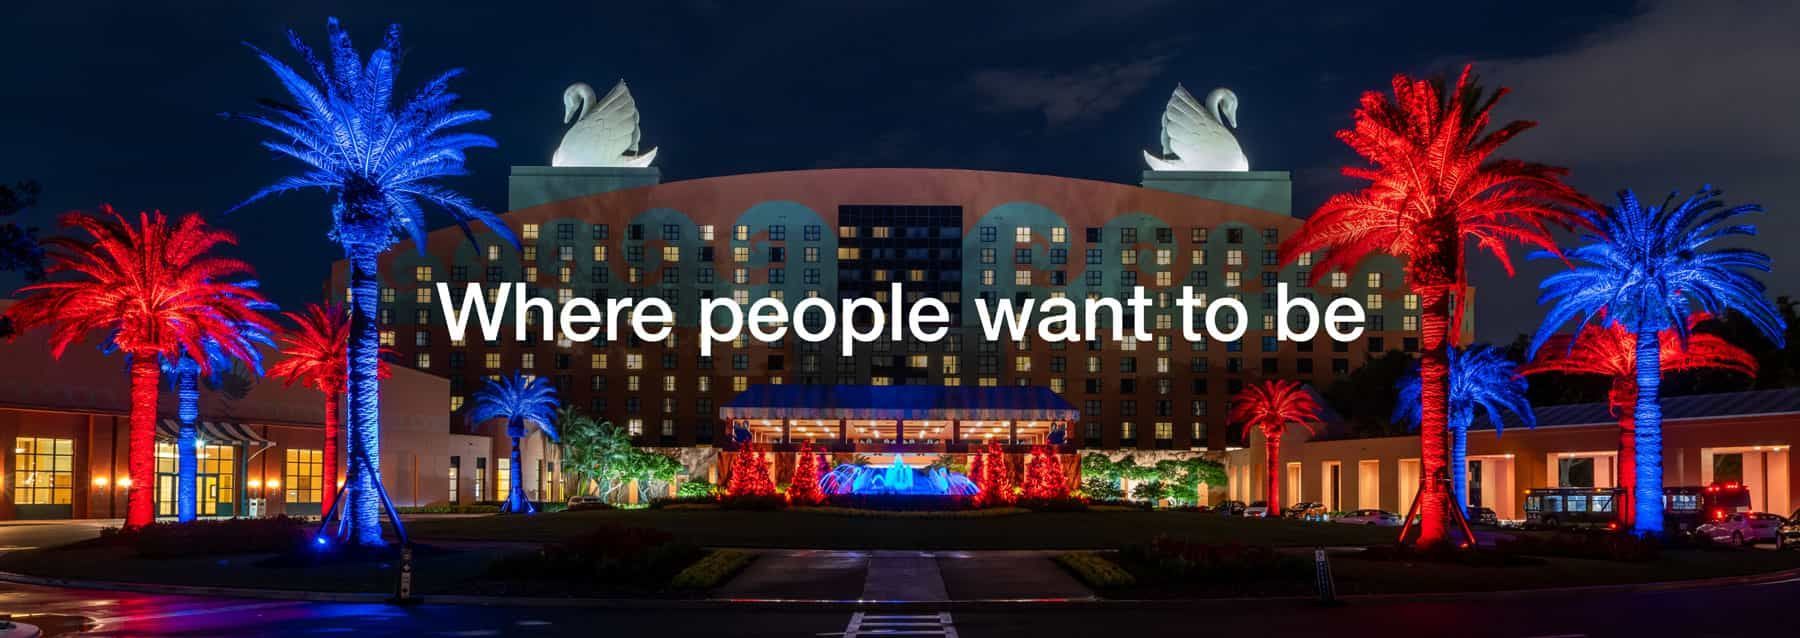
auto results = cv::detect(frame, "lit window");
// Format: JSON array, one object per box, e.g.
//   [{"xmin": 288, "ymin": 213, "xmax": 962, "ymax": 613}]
[
  {"xmin": 1225, "ymin": 272, "xmax": 1241, "ymax": 288},
  {"xmin": 626, "ymin": 354, "xmax": 644, "ymax": 370},
  {"xmin": 593, "ymin": 245, "xmax": 608, "ymax": 261},
  {"xmin": 485, "ymin": 353, "xmax": 501, "ymax": 369},
  {"xmin": 733, "ymin": 376, "xmax": 748, "ymax": 392},
  {"xmin": 1227, "ymin": 250, "xmax": 1243, "ymax": 266},
  {"xmin": 662, "ymin": 246, "xmax": 680, "ymax": 261},
  {"xmin": 1297, "ymin": 252, "xmax": 1314, "ymax": 267},
  {"xmin": 415, "ymin": 266, "xmax": 433, "ymax": 282},
  {"xmin": 1051, "ymin": 227, "xmax": 1067, "ymax": 243},
  {"xmin": 522, "ymin": 224, "xmax": 539, "ymax": 240},
  {"xmin": 1367, "ymin": 272, "xmax": 1383, "ymax": 288},
  {"xmin": 1155, "ymin": 249, "xmax": 1172, "ymax": 266},
  {"xmin": 415, "ymin": 287, "xmax": 431, "ymax": 303},
  {"xmin": 1015, "ymin": 227, "xmax": 1031, "ymax": 243},
  {"xmin": 283, "ymin": 449, "xmax": 323, "ymax": 504},
  {"xmin": 1013, "ymin": 271, "xmax": 1032, "ymax": 286},
  {"xmin": 1366, "ymin": 294, "xmax": 1384, "ymax": 310},
  {"xmin": 416, "ymin": 353, "xmax": 431, "ymax": 368},
  {"xmin": 1404, "ymin": 294, "xmax": 1419, "ymax": 310},
  {"xmin": 700, "ymin": 225, "xmax": 715, "ymax": 241},
  {"xmin": 734, "ymin": 225, "xmax": 749, "ymax": 241},
  {"xmin": 522, "ymin": 353, "xmax": 535, "ymax": 369},
  {"xmin": 1403, "ymin": 316, "xmax": 1419, "ymax": 331},
  {"xmin": 628, "ymin": 419, "xmax": 644, "ymax": 435},
  {"xmin": 1330, "ymin": 272, "xmax": 1349, "ymax": 288},
  {"xmin": 1014, "ymin": 356, "xmax": 1031, "ymax": 372}
]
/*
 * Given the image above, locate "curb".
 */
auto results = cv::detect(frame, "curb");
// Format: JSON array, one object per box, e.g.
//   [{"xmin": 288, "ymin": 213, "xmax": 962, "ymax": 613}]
[{"xmin": 2, "ymin": 566, "xmax": 1796, "ymax": 610}]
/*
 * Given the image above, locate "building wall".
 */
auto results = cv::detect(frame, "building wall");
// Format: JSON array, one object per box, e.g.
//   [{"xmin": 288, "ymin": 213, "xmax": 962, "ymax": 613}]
[
  {"xmin": 0, "ymin": 317, "xmax": 449, "ymax": 520},
  {"xmin": 333, "ymin": 169, "xmax": 1414, "ymax": 455},
  {"xmin": 1226, "ymin": 413, "xmax": 1800, "ymax": 520}
]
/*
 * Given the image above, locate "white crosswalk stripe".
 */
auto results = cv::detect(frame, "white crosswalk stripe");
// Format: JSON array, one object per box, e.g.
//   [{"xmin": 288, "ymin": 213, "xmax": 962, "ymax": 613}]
[{"xmin": 823, "ymin": 612, "xmax": 958, "ymax": 637}]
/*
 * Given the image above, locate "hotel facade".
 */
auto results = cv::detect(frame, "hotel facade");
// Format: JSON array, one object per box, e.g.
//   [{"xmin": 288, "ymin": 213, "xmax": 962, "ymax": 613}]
[{"xmin": 331, "ymin": 166, "xmax": 1418, "ymax": 480}]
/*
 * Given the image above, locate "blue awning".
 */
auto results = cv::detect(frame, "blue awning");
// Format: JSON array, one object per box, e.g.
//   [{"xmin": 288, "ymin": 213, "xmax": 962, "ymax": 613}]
[{"xmin": 719, "ymin": 384, "xmax": 1079, "ymax": 421}]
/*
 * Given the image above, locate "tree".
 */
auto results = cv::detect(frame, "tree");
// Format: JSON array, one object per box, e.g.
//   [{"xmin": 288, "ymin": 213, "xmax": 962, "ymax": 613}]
[
  {"xmin": 1022, "ymin": 446, "xmax": 1070, "ymax": 500},
  {"xmin": 615, "ymin": 447, "xmax": 683, "ymax": 503},
  {"xmin": 232, "ymin": 19, "xmax": 514, "ymax": 546},
  {"xmin": 724, "ymin": 443, "xmax": 776, "ymax": 497},
  {"xmin": 1155, "ymin": 457, "xmax": 1226, "ymax": 506},
  {"xmin": 1522, "ymin": 314, "xmax": 1754, "ymax": 525},
  {"xmin": 156, "ymin": 319, "xmax": 273, "ymax": 523},
  {"xmin": 1323, "ymin": 350, "xmax": 1415, "ymax": 438},
  {"xmin": 1396, "ymin": 345, "xmax": 1535, "ymax": 519},
  {"xmin": 0, "ymin": 180, "xmax": 46, "ymax": 339},
  {"xmin": 469, "ymin": 371, "xmax": 562, "ymax": 514},
  {"xmin": 1280, "ymin": 65, "xmax": 1587, "ymax": 545},
  {"xmin": 6, "ymin": 208, "xmax": 268, "ymax": 529},
  {"xmin": 971, "ymin": 442, "xmax": 1015, "ymax": 507},
  {"xmin": 1231, "ymin": 380, "xmax": 1324, "ymax": 517},
  {"xmin": 267, "ymin": 302, "xmax": 389, "ymax": 516},
  {"xmin": 1532, "ymin": 187, "xmax": 1786, "ymax": 535},
  {"xmin": 788, "ymin": 442, "xmax": 826, "ymax": 505}
]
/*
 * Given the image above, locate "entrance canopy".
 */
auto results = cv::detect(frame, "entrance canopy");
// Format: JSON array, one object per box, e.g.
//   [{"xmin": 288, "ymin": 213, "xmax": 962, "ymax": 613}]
[
  {"xmin": 157, "ymin": 419, "xmax": 273, "ymax": 448},
  {"xmin": 720, "ymin": 384, "xmax": 1079, "ymax": 422}
]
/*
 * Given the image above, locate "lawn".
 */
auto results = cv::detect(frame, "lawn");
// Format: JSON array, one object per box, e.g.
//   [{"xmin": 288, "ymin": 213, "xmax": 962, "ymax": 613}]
[
  {"xmin": 0, "ymin": 543, "xmax": 511, "ymax": 594},
  {"xmin": 400, "ymin": 508, "xmax": 1401, "ymax": 549}
]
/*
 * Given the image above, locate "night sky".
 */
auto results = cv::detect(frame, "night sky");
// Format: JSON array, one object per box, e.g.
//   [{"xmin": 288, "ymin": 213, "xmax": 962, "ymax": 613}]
[{"xmin": 3, "ymin": 0, "xmax": 1796, "ymax": 342}]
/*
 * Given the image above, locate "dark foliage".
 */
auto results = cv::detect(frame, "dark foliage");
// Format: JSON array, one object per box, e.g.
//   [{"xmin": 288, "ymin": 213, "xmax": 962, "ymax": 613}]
[
  {"xmin": 485, "ymin": 525, "xmax": 700, "ymax": 591},
  {"xmin": 97, "ymin": 516, "xmax": 311, "ymax": 558},
  {"xmin": 1119, "ymin": 536, "xmax": 1311, "ymax": 584},
  {"xmin": 1353, "ymin": 543, "xmax": 1542, "ymax": 567},
  {"xmin": 1495, "ymin": 530, "xmax": 1663, "ymax": 562},
  {"xmin": 1323, "ymin": 350, "xmax": 1416, "ymax": 437},
  {"xmin": 648, "ymin": 495, "xmax": 719, "ymax": 509},
  {"xmin": 717, "ymin": 493, "xmax": 789, "ymax": 510},
  {"xmin": 1016, "ymin": 497, "xmax": 1090, "ymax": 512}
]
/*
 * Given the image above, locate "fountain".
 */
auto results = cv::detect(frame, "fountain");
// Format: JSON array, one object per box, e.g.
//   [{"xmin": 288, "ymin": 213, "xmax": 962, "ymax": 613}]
[{"xmin": 819, "ymin": 454, "xmax": 980, "ymax": 497}]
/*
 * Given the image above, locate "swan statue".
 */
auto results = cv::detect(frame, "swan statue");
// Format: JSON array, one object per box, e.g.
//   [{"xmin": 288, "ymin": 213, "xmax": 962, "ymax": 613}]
[
  {"xmin": 551, "ymin": 80, "xmax": 659, "ymax": 168},
  {"xmin": 1142, "ymin": 85, "xmax": 1248, "ymax": 172}
]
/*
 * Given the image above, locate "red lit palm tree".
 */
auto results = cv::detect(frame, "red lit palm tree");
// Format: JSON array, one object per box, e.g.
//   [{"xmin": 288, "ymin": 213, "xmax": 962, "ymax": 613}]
[
  {"xmin": 1521, "ymin": 314, "xmax": 1754, "ymax": 524},
  {"xmin": 1279, "ymin": 65, "xmax": 1588, "ymax": 545},
  {"xmin": 266, "ymin": 302, "xmax": 390, "ymax": 516},
  {"xmin": 6, "ymin": 207, "xmax": 268, "ymax": 529},
  {"xmin": 1230, "ymin": 380, "xmax": 1324, "ymax": 517}
]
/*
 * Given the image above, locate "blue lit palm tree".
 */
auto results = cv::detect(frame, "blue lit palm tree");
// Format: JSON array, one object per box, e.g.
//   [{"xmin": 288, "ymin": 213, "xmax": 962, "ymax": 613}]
[
  {"xmin": 1396, "ymin": 345, "xmax": 1535, "ymax": 519},
  {"xmin": 470, "ymin": 372, "xmax": 561, "ymax": 514},
  {"xmin": 1532, "ymin": 187, "xmax": 1786, "ymax": 535},
  {"xmin": 163, "ymin": 319, "xmax": 274, "ymax": 523},
  {"xmin": 231, "ymin": 19, "xmax": 516, "ymax": 545}
]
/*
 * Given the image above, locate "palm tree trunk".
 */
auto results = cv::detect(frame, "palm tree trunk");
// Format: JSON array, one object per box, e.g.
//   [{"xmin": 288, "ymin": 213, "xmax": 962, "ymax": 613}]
[
  {"xmin": 1632, "ymin": 332, "xmax": 1663, "ymax": 536},
  {"xmin": 126, "ymin": 356, "xmax": 160, "ymax": 529},
  {"xmin": 342, "ymin": 245, "xmax": 387, "ymax": 546},
  {"xmin": 176, "ymin": 365, "xmax": 200, "ymax": 523},
  {"xmin": 1414, "ymin": 291, "xmax": 1453, "ymax": 546},
  {"xmin": 321, "ymin": 390, "xmax": 342, "ymax": 517},
  {"xmin": 1449, "ymin": 425, "xmax": 1468, "ymax": 519},
  {"xmin": 506, "ymin": 433, "xmax": 532, "ymax": 513},
  {"xmin": 1614, "ymin": 399, "xmax": 1636, "ymax": 527},
  {"xmin": 1264, "ymin": 432, "xmax": 1281, "ymax": 517}
]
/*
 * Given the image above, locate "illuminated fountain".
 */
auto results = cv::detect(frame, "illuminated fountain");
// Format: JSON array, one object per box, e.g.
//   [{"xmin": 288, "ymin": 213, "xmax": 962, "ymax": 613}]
[{"xmin": 819, "ymin": 455, "xmax": 979, "ymax": 497}]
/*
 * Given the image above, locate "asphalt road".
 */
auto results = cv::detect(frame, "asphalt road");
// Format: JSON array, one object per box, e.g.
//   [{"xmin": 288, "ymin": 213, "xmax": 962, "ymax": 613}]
[{"xmin": 2, "ymin": 574, "xmax": 1798, "ymax": 637}]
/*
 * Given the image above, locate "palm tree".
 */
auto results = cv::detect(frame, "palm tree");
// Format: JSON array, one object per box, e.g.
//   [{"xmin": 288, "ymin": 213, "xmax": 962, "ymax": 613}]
[
  {"xmin": 266, "ymin": 303, "xmax": 391, "ymax": 516},
  {"xmin": 161, "ymin": 320, "xmax": 274, "ymax": 523},
  {"xmin": 232, "ymin": 19, "xmax": 514, "ymax": 545},
  {"xmin": 1230, "ymin": 380, "xmax": 1324, "ymax": 517},
  {"xmin": 6, "ymin": 207, "xmax": 268, "ymax": 529},
  {"xmin": 470, "ymin": 371, "xmax": 561, "ymax": 514},
  {"xmin": 1522, "ymin": 313, "xmax": 1754, "ymax": 525},
  {"xmin": 1395, "ymin": 345, "xmax": 1536, "ymax": 520},
  {"xmin": 1279, "ymin": 65, "xmax": 1587, "ymax": 545},
  {"xmin": 1532, "ymin": 187, "xmax": 1785, "ymax": 535}
]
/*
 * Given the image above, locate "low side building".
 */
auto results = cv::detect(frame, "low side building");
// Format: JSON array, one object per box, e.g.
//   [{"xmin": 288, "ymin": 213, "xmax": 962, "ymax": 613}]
[
  {"xmin": 1225, "ymin": 389, "xmax": 1799, "ymax": 520},
  {"xmin": 0, "ymin": 305, "xmax": 452, "ymax": 521}
]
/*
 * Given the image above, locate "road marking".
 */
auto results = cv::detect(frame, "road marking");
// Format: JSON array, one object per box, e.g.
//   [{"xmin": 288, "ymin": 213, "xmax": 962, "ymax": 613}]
[
  {"xmin": 93, "ymin": 600, "xmax": 303, "ymax": 624},
  {"xmin": 826, "ymin": 612, "xmax": 958, "ymax": 638}
]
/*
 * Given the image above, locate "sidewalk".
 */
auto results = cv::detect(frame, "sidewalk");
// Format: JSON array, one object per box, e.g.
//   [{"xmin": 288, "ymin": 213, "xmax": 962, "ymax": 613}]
[{"xmin": 715, "ymin": 549, "xmax": 1095, "ymax": 602}]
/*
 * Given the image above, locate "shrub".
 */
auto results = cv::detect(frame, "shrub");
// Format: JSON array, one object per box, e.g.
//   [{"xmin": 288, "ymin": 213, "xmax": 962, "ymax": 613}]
[
  {"xmin": 1496, "ymin": 530, "xmax": 1661, "ymax": 562},
  {"xmin": 676, "ymin": 481, "xmax": 722, "ymax": 499},
  {"xmin": 717, "ymin": 493, "xmax": 788, "ymax": 510},
  {"xmin": 485, "ymin": 525, "xmax": 700, "ymax": 588},
  {"xmin": 100, "ymin": 516, "xmax": 312, "ymax": 558},
  {"xmin": 1354, "ymin": 543, "xmax": 1541, "ymax": 567},
  {"xmin": 1078, "ymin": 478, "xmax": 1124, "ymax": 500},
  {"xmin": 1120, "ymin": 536, "xmax": 1310, "ymax": 583},
  {"xmin": 1017, "ymin": 497, "xmax": 1089, "ymax": 512},
  {"xmin": 1055, "ymin": 552, "xmax": 1136, "ymax": 588},
  {"xmin": 649, "ymin": 495, "xmax": 720, "ymax": 509},
  {"xmin": 670, "ymin": 550, "xmax": 754, "ymax": 590}
]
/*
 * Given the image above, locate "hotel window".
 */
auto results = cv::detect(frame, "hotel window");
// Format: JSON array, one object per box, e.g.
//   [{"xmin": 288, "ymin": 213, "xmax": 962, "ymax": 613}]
[
  {"xmin": 1403, "ymin": 316, "xmax": 1419, "ymax": 331},
  {"xmin": 474, "ymin": 458, "xmax": 487, "ymax": 500},
  {"xmin": 416, "ymin": 353, "xmax": 431, "ymax": 369},
  {"xmin": 592, "ymin": 224, "xmax": 610, "ymax": 240},
  {"xmin": 379, "ymin": 330, "xmax": 396, "ymax": 346},
  {"xmin": 732, "ymin": 376, "xmax": 748, "ymax": 392},
  {"xmin": 1225, "ymin": 272, "xmax": 1241, "ymax": 288},
  {"xmin": 1155, "ymin": 272, "xmax": 1172, "ymax": 287},
  {"xmin": 1014, "ymin": 227, "xmax": 1032, "ymax": 243},
  {"xmin": 732, "ymin": 247, "xmax": 749, "ymax": 262},
  {"xmin": 1190, "ymin": 249, "xmax": 1206, "ymax": 265},
  {"xmin": 1154, "ymin": 249, "xmax": 1172, "ymax": 266},
  {"xmin": 450, "ymin": 396, "xmax": 464, "ymax": 412},
  {"xmin": 1121, "ymin": 422, "xmax": 1137, "ymax": 441},
  {"xmin": 556, "ymin": 245, "xmax": 573, "ymax": 262},
  {"xmin": 1051, "ymin": 226, "xmax": 1067, "ymax": 243},
  {"xmin": 415, "ymin": 266, "xmax": 433, "ymax": 282},
  {"xmin": 414, "ymin": 287, "xmax": 430, "ymax": 303},
  {"xmin": 1013, "ymin": 271, "xmax": 1032, "ymax": 286},
  {"xmin": 728, "ymin": 225, "xmax": 746, "ymax": 241},
  {"xmin": 661, "ymin": 246, "xmax": 680, "ymax": 261},
  {"xmin": 838, "ymin": 225, "xmax": 857, "ymax": 238},
  {"xmin": 1296, "ymin": 251, "xmax": 1313, "ymax": 267},
  {"xmin": 591, "ymin": 354, "xmax": 608, "ymax": 369},
  {"xmin": 1014, "ymin": 356, "xmax": 1032, "ymax": 372},
  {"xmin": 626, "ymin": 353, "xmax": 644, "ymax": 370},
  {"xmin": 13, "ymin": 437, "xmax": 73, "ymax": 505},
  {"xmin": 1226, "ymin": 249, "xmax": 1243, "ymax": 266},
  {"xmin": 1155, "ymin": 422, "xmax": 1173, "ymax": 441},
  {"xmin": 1156, "ymin": 227, "xmax": 1173, "ymax": 243},
  {"xmin": 837, "ymin": 247, "xmax": 860, "ymax": 260},
  {"xmin": 1404, "ymin": 294, "xmax": 1419, "ymax": 310},
  {"xmin": 871, "ymin": 226, "xmax": 892, "ymax": 238},
  {"xmin": 1367, "ymin": 272, "xmax": 1384, "ymax": 288},
  {"xmin": 1120, "ymin": 250, "xmax": 1138, "ymax": 266},
  {"xmin": 485, "ymin": 353, "xmax": 501, "ymax": 369},
  {"xmin": 804, "ymin": 246, "xmax": 819, "ymax": 262},
  {"xmin": 522, "ymin": 353, "xmax": 536, "ymax": 369},
  {"xmin": 487, "ymin": 245, "xmax": 501, "ymax": 261},
  {"xmin": 284, "ymin": 449, "xmax": 323, "ymax": 504},
  {"xmin": 980, "ymin": 226, "xmax": 997, "ymax": 242},
  {"xmin": 1365, "ymin": 294, "xmax": 1384, "ymax": 310},
  {"xmin": 592, "ymin": 245, "xmax": 608, "ymax": 261},
  {"xmin": 804, "ymin": 225, "xmax": 821, "ymax": 241},
  {"xmin": 522, "ymin": 224, "xmax": 539, "ymax": 240},
  {"xmin": 523, "ymin": 245, "xmax": 538, "ymax": 261},
  {"xmin": 1330, "ymin": 272, "xmax": 1349, "ymax": 288}
]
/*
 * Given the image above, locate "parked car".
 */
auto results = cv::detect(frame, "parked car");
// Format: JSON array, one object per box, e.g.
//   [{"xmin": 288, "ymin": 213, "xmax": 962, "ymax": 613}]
[
  {"xmin": 1215, "ymin": 500, "xmax": 1246, "ymax": 517},
  {"xmin": 1334, "ymin": 509, "xmax": 1402, "ymax": 526},
  {"xmin": 1467, "ymin": 506, "xmax": 1499, "ymax": 526},
  {"xmin": 1285, "ymin": 501, "xmax": 1326, "ymax": 520},
  {"xmin": 1243, "ymin": 501, "xmax": 1270, "ymax": 517},
  {"xmin": 1696, "ymin": 512, "xmax": 1787, "ymax": 546},
  {"xmin": 567, "ymin": 495, "xmax": 610, "ymax": 511},
  {"xmin": 1779, "ymin": 509, "xmax": 1800, "ymax": 550}
]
